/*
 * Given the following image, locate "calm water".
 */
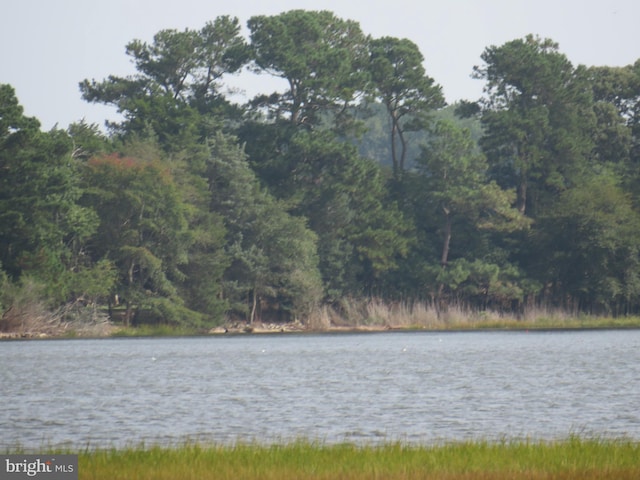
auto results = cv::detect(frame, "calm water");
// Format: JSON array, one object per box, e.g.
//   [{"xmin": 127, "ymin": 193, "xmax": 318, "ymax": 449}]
[{"xmin": 1, "ymin": 330, "xmax": 639, "ymax": 449}]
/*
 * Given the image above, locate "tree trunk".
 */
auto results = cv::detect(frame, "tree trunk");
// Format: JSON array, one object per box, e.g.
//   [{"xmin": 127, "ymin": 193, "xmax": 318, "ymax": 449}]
[
  {"xmin": 250, "ymin": 289, "xmax": 257, "ymax": 324},
  {"xmin": 437, "ymin": 210, "xmax": 452, "ymax": 310},
  {"xmin": 390, "ymin": 113, "xmax": 408, "ymax": 181},
  {"xmin": 124, "ymin": 302, "xmax": 132, "ymax": 328},
  {"xmin": 128, "ymin": 260, "xmax": 135, "ymax": 288},
  {"xmin": 440, "ymin": 209, "xmax": 452, "ymax": 268},
  {"xmin": 390, "ymin": 117, "xmax": 399, "ymax": 178},
  {"xmin": 124, "ymin": 260, "xmax": 136, "ymax": 328},
  {"xmin": 517, "ymin": 177, "xmax": 527, "ymax": 214},
  {"xmin": 397, "ymin": 125, "xmax": 408, "ymax": 176}
]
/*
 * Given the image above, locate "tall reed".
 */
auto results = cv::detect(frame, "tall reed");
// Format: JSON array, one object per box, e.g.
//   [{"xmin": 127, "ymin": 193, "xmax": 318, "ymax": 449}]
[{"xmin": 311, "ymin": 297, "xmax": 640, "ymax": 331}]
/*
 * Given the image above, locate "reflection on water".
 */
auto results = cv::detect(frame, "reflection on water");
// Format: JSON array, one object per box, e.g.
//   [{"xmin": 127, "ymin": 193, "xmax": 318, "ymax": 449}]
[{"xmin": 1, "ymin": 330, "xmax": 639, "ymax": 448}]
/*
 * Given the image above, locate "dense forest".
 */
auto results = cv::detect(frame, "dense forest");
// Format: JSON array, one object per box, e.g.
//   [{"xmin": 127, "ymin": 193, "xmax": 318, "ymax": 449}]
[{"xmin": 2, "ymin": 10, "xmax": 640, "ymax": 333}]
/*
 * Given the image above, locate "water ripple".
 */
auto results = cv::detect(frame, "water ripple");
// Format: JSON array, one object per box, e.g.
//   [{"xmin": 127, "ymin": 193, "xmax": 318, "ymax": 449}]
[{"xmin": 1, "ymin": 330, "xmax": 639, "ymax": 449}]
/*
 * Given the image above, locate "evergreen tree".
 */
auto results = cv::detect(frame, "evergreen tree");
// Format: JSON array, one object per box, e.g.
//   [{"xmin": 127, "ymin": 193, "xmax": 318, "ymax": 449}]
[
  {"xmin": 80, "ymin": 16, "xmax": 249, "ymax": 149},
  {"xmin": 281, "ymin": 131, "xmax": 411, "ymax": 298},
  {"xmin": 0, "ymin": 85, "xmax": 98, "ymax": 300},
  {"xmin": 208, "ymin": 133, "xmax": 323, "ymax": 322},
  {"xmin": 474, "ymin": 35, "xmax": 595, "ymax": 217},
  {"xmin": 532, "ymin": 174, "xmax": 640, "ymax": 313},
  {"xmin": 368, "ymin": 36, "xmax": 445, "ymax": 180},
  {"xmin": 248, "ymin": 10, "xmax": 370, "ymax": 133},
  {"xmin": 81, "ymin": 150, "xmax": 194, "ymax": 325},
  {"xmin": 413, "ymin": 120, "xmax": 530, "ymax": 305}
]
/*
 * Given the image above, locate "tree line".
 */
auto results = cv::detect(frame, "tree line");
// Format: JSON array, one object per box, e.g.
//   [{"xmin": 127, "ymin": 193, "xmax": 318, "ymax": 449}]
[{"xmin": 2, "ymin": 10, "xmax": 640, "ymax": 331}]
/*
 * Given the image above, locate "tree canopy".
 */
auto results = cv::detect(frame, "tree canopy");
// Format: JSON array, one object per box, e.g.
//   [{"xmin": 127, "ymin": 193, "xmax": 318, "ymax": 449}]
[
  {"xmin": 3, "ymin": 13, "xmax": 640, "ymax": 332},
  {"xmin": 248, "ymin": 10, "xmax": 370, "ymax": 132}
]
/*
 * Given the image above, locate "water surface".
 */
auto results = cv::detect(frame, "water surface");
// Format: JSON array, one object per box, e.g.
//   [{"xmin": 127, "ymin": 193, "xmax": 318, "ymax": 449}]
[{"xmin": 1, "ymin": 330, "xmax": 639, "ymax": 448}]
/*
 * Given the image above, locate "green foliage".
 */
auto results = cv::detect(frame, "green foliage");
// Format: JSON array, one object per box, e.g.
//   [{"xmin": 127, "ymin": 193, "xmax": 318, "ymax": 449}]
[
  {"xmin": 135, "ymin": 296, "xmax": 205, "ymax": 327},
  {"xmin": 0, "ymin": 85, "xmax": 98, "ymax": 298},
  {"xmin": 81, "ymin": 151, "xmax": 193, "ymax": 325},
  {"xmin": 208, "ymin": 133, "xmax": 323, "ymax": 322},
  {"xmin": 248, "ymin": 10, "xmax": 370, "ymax": 132},
  {"xmin": 177, "ymin": 209, "xmax": 228, "ymax": 322},
  {"xmin": 587, "ymin": 63, "xmax": 640, "ymax": 192},
  {"xmin": 4, "ymin": 16, "xmax": 640, "ymax": 327},
  {"xmin": 475, "ymin": 35, "xmax": 596, "ymax": 217},
  {"xmin": 533, "ymin": 174, "xmax": 640, "ymax": 312},
  {"xmin": 433, "ymin": 258, "xmax": 529, "ymax": 307},
  {"xmin": 80, "ymin": 16, "xmax": 248, "ymax": 149},
  {"xmin": 62, "ymin": 259, "xmax": 118, "ymax": 304},
  {"xmin": 67, "ymin": 120, "xmax": 113, "ymax": 160},
  {"xmin": 368, "ymin": 36, "xmax": 445, "ymax": 177},
  {"xmin": 411, "ymin": 120, "xmax": 529, "ymax": 304},
  {"xmin": 354, "ymin": 103, "xmax": 482, "ymax": 172},
  {"xmin": 279, "ymin": 131, "xmax": 411, "ymax": 298}
]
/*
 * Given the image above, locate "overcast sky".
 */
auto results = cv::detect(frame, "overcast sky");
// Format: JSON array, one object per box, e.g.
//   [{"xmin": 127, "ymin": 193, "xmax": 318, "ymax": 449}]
[{"xmin": 2, "ymin": 0, "xmax": 639, "ymax": 130}]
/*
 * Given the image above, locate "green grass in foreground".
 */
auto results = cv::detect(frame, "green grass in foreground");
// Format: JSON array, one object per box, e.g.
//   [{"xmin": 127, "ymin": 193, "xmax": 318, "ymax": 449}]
[{"xmin": 71, "ymin": 437, "xmax": 640, "ymax": 480}]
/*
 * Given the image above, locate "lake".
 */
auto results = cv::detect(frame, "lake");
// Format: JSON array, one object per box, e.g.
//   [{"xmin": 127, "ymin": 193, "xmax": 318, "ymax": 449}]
[{"xmin": 1, "ymin": 330, "xmax": 639, "ymax": 449}]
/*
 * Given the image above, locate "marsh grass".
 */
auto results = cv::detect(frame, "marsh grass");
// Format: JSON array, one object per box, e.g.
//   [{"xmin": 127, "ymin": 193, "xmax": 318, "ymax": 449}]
[
  {"xmin": 109, "ymin": 299, "xmax": 640, "ymax": 336},
  {"xmin": 328, "ymin": 297, "xmax": 640, "ymax": 331},
  {"xmin": 73, "ymin": 437, "xmax": 640, "ymax": 480}
]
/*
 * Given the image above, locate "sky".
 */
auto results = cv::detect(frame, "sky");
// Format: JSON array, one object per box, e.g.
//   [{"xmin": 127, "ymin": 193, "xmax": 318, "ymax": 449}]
[{"xmin": 2, "ymin": 0, "xmax": 639, "ymax": 130}]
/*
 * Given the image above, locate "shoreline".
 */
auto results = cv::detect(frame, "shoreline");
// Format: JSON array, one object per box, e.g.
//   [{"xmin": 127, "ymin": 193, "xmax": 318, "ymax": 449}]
[
  {"xmin": 3, "ymin": 318, "xmax": 640, "ymax": 340},
  {"xmin": 5, "ymin": 297, "xmax": 640, "ymax": 340}
]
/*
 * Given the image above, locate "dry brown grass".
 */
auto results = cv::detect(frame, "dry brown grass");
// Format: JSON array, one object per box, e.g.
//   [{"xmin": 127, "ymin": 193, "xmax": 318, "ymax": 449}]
[
  {"xmin": 303, "ymin": 298, "xmax": 640, "ymax": 332},
  {"xmin": 0, "ymin": 278, "xmax": 113, "ymax": 338}
]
